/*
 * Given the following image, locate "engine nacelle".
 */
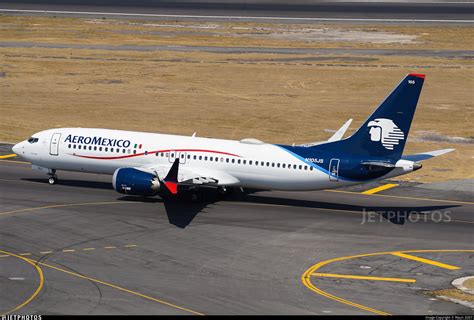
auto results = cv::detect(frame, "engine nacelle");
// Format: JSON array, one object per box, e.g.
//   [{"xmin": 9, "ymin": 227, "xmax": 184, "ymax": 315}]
[{"xmin": 112, "ymin": 168, "xmax": 160, "ymax": 196}]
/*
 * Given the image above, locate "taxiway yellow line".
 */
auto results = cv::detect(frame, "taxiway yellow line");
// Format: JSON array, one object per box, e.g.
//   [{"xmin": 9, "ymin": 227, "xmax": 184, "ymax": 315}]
[
  {"xmin": 302, "ymin": 249, "xmax": 474, "ymax": 315},
  {"xmin": 391, "ymin": 252, "xmax": 460, "ymax": 270},
  {"xmin": 26, "ymin": 259, "xmax": 203, "ymax": 315},
  {"xmin": 0, "ymin": 159, "xmax": 29, "ymax": 164},
  {"xmin": 312, "ymin": 273, "xmax": 416, "ymax": 283},
  {"xmin": 0, "ymin": 154, "xmax": 17, "ymax": 159},
  {"xmin": 0, "ymin": 250, "xmax": 44, "ymax": 316},
  {"xmin": 0, "ymin": 201, "xmax": 132, "ymax": 217},
  {"xmin": 326, "ymin": 189, "xmax": 474, "ymax": 205},
  {"xmin": 361, "ymin": 183, "xmax": 399, "ymax": 195}
]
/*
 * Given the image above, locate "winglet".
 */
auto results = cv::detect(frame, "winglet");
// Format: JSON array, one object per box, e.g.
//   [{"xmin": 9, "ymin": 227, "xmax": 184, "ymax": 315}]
[
  {"xmin": 163, "ymin": 158, "xmax": 180, "ymax": 195},
  {"xmin": 327, "ymin": 119, "xmax": 353, "ymax": 142}
]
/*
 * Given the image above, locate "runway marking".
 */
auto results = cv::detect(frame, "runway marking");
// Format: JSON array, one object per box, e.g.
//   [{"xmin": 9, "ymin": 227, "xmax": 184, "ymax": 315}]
[
  {"xmin": 0, "ymin": 245, "xmax": 137, "ymax": 258},
  {"xmin": 0, "ymin": 8, "xmax": 472, "ymax": 23},
  {"xmin": 302, "ymin": 249, "xmax": 474, "ymax": 315},
  {"xmin": 312, "ymin": 273, "xmax": 416, "ymax": 283},
  {"xmin": 0, "ymin": 201, "xmax": 136, "ymax": 217},
  {"xmin": 390, "ymin": 252, "xmax": 460, "ymax": 270},
  {"xmin": 325, "ymin": 189, "xmax": 474, "ymax": 205},
  {"xmin": 0, "ymin": 154, "xmax": 17, "ymax": 159},
  {"xmin": 361, "ymin": 183, "xmax": 398, "ymax": 195},
  {"xmin": 23, "ymin": 258, "xmax": 204, "ymax": 315},
  {"xmin": 0, "ymin": 249, "xmax": 44, "ymax": 316}
]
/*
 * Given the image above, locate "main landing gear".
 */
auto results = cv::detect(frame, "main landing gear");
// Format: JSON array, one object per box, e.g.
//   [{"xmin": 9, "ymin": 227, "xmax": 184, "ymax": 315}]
[{"xmin": 48, "ymin": 169, "xmax": 58, "ymax": 185}]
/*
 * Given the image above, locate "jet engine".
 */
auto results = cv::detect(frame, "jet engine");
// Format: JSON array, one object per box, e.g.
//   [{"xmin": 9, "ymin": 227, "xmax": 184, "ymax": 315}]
[{"xmin": 112, "ymin": 167, "xmax": 160, "ymax": 196}]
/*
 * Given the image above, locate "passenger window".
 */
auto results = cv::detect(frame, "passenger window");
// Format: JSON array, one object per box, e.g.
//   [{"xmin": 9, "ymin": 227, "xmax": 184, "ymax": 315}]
[
  {"xmin": 293, "ymin": 164, "xmax": 296, "ymax": 169},
  {"xmin": 304, "ymin": 166, "xmax": 307, "ymax": 170},
  {"xmin": 155, "ymin": 152, "xmax": 159, "ymax": 156},
  {"xmin": 299, "ymin": 165, "xmax": 302, "ymax": 170},
  {"xmin": 266, "ymin": 162, "xmax": 270, "ymax": 166},
  {"xmin": 123, "ymin": 149, "xmax": 126, "ymax": 153},
  {"xmin": 68, "ymin": 144, "xmax": 71, "ymax": 148},
  {"xmin": 243, "ymin": 160, "xmax": 246, "ymax": 165},
  {"xmin": 89, "ymin": 146, "xmax": 92, "ymax": 150},
  {"xmin": 237, "ymin": 159, "xmax": 241, "ymax": 164},
  {"xmin": 99, "ymin": 147, "xmax": 103, "ymax": 151},
  {"xmin": 282, "ymin": 164, "xmax": 285, "ymax": 168},
  {"xmin": 199, "ymin": 156, "xmax": 202, "ymax": 160},
  {"xmin": 145, "ymin": 151, "xmax": 148, "ymax": 155},
  {"xmin": 277, "ymin": 163, "xmax": 280, "ymax": 168},
  {"xmin": 255, "ymin": 161, "xmax": 258, "ymax": 165},
  {"xmin": 133, "ymin": 150, "xmax": 136, "ymax": 154},
  {"xmin": 271, "ymin": 163, "xmax": 274, "ymax": 167},
  {"xmin": 204, "ymin": 156, "xmax": 208, "ymax": 161},
  {"xmin": 226, "ymin": 158, "xmax": 229, "ymax": 163},
  {"xmin": 232, "ymin": 159, "xmax": 235, "ymax": 163},
  {"xmin": 249, "ymin": 160, "xmax": 252, "ymax": 165},
  {"xmin": 193, "ymin": 155, "xmax": 197, "ymax": 160},
  {"xmin": 187, "ymin": 155, "xmax": 190, "ymax": 159}
]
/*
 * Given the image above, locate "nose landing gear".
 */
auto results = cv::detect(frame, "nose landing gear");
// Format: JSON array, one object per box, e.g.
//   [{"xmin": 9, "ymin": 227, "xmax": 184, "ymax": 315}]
[{"xmin": 48, "ymin": 169, "xmax": 58, "ymax": 185}]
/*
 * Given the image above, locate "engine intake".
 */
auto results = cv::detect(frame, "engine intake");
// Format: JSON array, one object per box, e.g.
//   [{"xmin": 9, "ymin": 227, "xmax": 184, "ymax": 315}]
[{"xmin": 112, "ymin": 168, "xmax": 160, "ymax": 196}]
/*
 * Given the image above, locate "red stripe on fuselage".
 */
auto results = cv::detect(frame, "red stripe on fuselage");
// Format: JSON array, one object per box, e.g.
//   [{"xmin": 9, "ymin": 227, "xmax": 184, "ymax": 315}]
[{"xmin": 69, "ymin": 148, "xmax": 242, "ymax": 160}]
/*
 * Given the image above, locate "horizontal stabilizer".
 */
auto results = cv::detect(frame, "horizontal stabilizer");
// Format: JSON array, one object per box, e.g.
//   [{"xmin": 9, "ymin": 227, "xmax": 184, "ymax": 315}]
[{"xmin": 402, "ymin": 148, "xmax": 455, "ymax": 162}]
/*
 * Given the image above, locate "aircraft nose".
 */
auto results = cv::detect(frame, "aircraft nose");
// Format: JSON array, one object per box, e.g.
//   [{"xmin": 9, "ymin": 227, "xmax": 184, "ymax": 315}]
[{"xmin": 12, "ymin": 141, "xmax": 23, "ymax": 155}]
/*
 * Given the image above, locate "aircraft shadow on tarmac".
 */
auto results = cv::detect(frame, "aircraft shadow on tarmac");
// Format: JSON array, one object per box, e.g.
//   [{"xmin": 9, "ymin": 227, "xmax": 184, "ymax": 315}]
[
  {"xmin": 119, "ymin": 191, "xmax": 459, "ymax": 227},
  {"xmin": 23, "ymin": 178, "xmax": 458, "ymax": 227},
  {"xmin": 23, "ymin": 178, "xmax": 113, "ymax": 190},
  {"xmin": 240, "ymin": 194, "xmax": 459, "ymax": 225}
]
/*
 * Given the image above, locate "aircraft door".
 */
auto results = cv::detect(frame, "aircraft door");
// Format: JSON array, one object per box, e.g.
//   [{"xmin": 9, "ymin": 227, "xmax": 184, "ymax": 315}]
[
  {"xmin": 169, "ymin": 151, "xmax": 186, "ymax": 164},
  {"xmin": 49, "ymin": 133, "xmax": 61, "ymax": 156},
  {"xmin": 329, "ymin": 158, "xmax": 340, "ymax": 181}
]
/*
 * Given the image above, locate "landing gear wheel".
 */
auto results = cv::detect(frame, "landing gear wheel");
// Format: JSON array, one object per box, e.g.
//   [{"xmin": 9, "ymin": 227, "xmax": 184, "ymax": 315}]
[{"xmin": 48, "ymin": 176, "xmax": 58, "ymax": 185}]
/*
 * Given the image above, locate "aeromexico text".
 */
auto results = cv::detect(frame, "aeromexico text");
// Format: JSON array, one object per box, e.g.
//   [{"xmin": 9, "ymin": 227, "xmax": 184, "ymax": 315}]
[{"xmin": 64, "ymin": 135, "xmax": 131, "ymax": 148}]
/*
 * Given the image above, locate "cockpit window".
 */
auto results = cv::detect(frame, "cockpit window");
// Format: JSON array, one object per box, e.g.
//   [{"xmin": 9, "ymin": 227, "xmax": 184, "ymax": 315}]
[{"xmin": 27, "ymin": 137, "xmax": 39, "ymax": 143}]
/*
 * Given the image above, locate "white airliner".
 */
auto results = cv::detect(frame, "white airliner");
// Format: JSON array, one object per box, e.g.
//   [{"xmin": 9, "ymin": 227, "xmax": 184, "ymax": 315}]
[{"xmin": 12, "ymin": 74, "xmax": 453, "ymax": 198}]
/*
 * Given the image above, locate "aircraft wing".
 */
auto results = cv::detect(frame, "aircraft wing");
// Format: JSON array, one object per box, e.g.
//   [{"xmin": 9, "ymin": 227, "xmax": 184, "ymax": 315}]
[
  {"xmin": 141, "ymin": 163, "xmax": 240, "ymax": 187},
  {"xmin": 297, "ymin": 119, "xmax": 352, "ymax": 147},
  {"xmin": 401, "ymin": 148, "xmax": 456, "ymax": 162}
]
